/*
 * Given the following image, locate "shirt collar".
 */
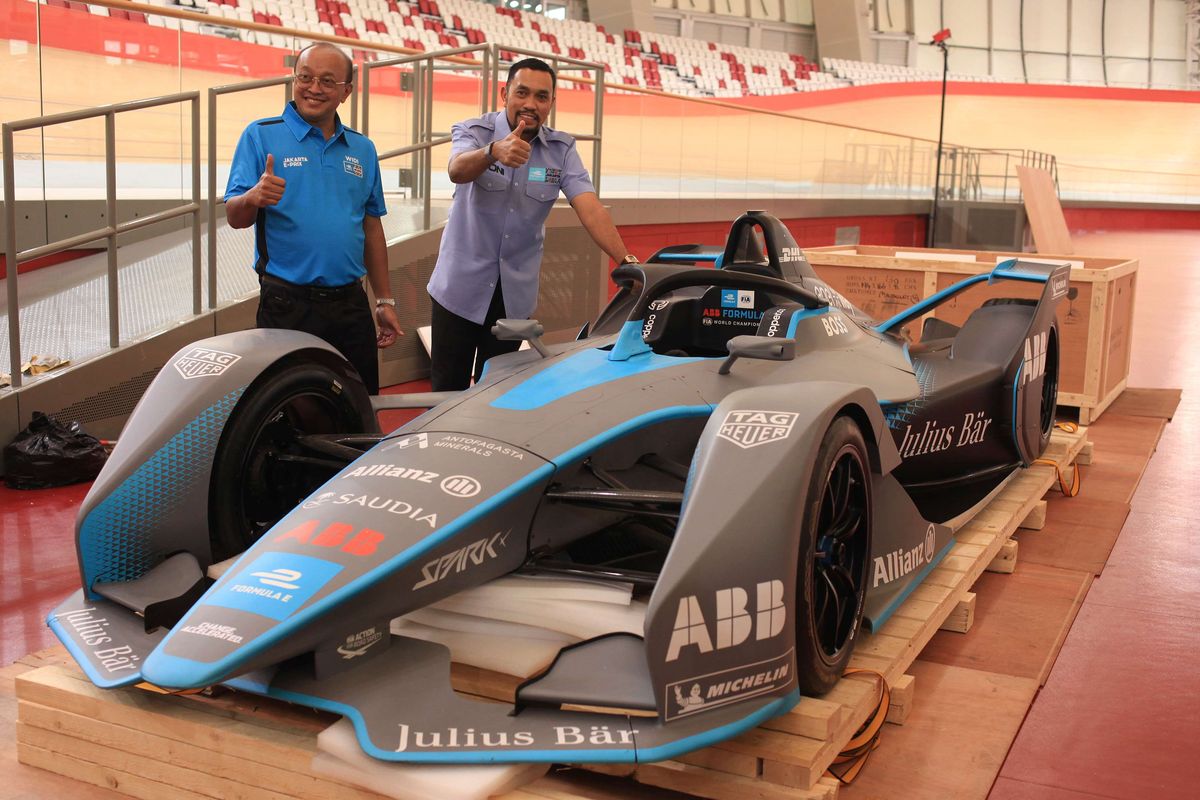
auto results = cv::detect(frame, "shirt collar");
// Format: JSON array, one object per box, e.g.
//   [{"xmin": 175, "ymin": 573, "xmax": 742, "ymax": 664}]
[{"xmin": 283, "ymin": 101, "xmax": 345, "ymax": 143}]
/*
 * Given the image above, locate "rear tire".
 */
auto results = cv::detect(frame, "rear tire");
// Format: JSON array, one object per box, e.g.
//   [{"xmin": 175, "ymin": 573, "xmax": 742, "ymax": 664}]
[
  {"xmin": 208, "ymin": 359, "xmax": 373, "ymax": 563},
  {"xmin": 795, "ymin": 416, "xmax": 872, "ymax": 696},
  {"xmin": 1036, "ymin": 326, "xmax": 1060, "ymax": 457}
]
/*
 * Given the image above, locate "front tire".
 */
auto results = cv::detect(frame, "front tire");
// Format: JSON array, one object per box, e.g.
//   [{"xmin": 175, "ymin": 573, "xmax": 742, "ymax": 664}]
[
  {"xmin": 208, "ymin": 358, "xmax": 374, "ymax": 563},
  {"xmin": 795, "ymin": 416, "xmax": 872, "ymax": 696}
]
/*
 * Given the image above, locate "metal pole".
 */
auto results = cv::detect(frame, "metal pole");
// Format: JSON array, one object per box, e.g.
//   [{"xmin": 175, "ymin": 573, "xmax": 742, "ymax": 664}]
[
  {"xmin": 926, "ymin": 40, "xmax": 949, "ymax": 248},
  {"xmin": 191, "ymin": 95, "xmax": 201, "ymax": 315},
  {"xmin": 593, "ymin": 66, "xmax": 604, "ymax": 195},
  {"xmin": 424, "ymin": 59, "xmax": 434, "ymax": 230},
  {"xmin": 362, "ymin": 61, "xmax": 372, "ymax": 138},
  {"xmin": 411, "ymin": 60, "xmax": 422, "ymax": 202},
  {"xmin": 105, "ymin": 112, "xmax": 119, "ymax": 348},
  {"xmin": 3, "ymin": 124, "xmax": 21, "ymax": 389},
  {"xmin": 549, "ymin": 58, "xmax": 559, "ymax": 130},
  {"xmin": 207, "ymin": 88, "xmax": 218, "ymax": 309},
  {"xmin": 350, "ymin": 64, "xmax": 359, "ymax": 130}
]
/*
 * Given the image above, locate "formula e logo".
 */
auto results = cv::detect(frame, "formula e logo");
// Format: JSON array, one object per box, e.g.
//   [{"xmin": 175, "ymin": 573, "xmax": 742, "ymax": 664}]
[
  {"xmin": 666, "ymin": 580, "xmax": 786, "ymax": 661},
  {"xmin": 250, "ymin": 568, "xmax": 301, "ymax": 590},
  {"xmin": 413, "ymin": 530, "xmax": 509, "ymax": 589},
  {"xmin": 649, "ymin": 300, "xmax": 670, "ymax": 311},
  {"xmin": 440, "ymin": 475, "xmax": 481, "ymax": 498},
  {"xmin": 717, "ymin": 410, "xmax": 799, "ymax": 449},
  {"xmin": 173, "ymin": 347, "xmax": 241, "ymax": 379},
  {"xmin": 721, "ymin": 289, "xmax": 755, "ymax": 309},
  {"xmin": 1022, "ymin": 331, "xmax": 1049, "ymax": 385}
]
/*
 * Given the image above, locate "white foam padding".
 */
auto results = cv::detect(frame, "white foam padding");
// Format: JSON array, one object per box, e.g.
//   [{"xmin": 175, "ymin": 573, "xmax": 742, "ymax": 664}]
[
  {"xmin": 314, "ymin": 719, "xmax": 548, "ymax": 800},
  {"xmin": 389, "ymin": 619, "xmax": 568, "ymax": 677},
  {"xmin": 426, "ymin": 595, "xmax": 647, "ymax": 641}
]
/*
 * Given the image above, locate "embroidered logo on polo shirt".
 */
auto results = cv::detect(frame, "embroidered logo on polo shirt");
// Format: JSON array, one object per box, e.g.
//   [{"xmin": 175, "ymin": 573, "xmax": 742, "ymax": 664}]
[
  {"xmin": 529, "ymin": 166, "xmax": 562, "ymax": 184},
  {"xmin": 283, "ymin": 156, "xmax": 308, "ymax": 168},
  {"xmin": 343, "ymin": 155, "xmax": 363, "ymax": 178}
]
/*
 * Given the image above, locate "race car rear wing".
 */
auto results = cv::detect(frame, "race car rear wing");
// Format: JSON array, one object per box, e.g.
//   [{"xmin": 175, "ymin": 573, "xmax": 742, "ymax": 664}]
[{"xmin": 873, "ymin": 258, "xmax": 1072, "ymax": 336}]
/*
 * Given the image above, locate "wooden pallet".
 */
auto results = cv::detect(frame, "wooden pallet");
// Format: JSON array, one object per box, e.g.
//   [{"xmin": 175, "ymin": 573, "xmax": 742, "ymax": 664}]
[{"xmin": 14, "ymin": 427, "xmax": 1089, "ymax": 800}]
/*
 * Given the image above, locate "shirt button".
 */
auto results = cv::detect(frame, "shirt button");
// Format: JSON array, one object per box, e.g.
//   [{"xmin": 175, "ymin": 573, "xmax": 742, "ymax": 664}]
[{"xmin": 504, "ymin": 234, "xmax": 510, "ymax": 239}]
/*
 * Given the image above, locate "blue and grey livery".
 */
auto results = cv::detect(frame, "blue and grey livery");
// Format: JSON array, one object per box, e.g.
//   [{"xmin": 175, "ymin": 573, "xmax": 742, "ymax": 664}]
[{"xmin": 49, "ymin": 211, "xmax": 1068, "ymax": 763}]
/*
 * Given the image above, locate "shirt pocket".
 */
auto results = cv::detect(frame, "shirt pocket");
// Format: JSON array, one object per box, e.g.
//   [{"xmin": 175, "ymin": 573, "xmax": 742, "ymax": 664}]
[
  {"xmin": 473, "ymin": 170, "xmax": 508, "ymax": 213},
  {"xmin": 525, "ymin": 181, "xmax": 559, "ymax": 204}
]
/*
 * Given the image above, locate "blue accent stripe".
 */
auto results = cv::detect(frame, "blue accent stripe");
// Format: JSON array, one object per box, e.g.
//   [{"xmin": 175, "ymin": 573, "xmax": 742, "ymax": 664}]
[
  {"xmin": 257, "ymin": 685, "xmax": 798, "ymax": 764},
  {"xmin": 143, "ymin": 460, "xmax": 558, "ymax": 687},
  {"xmin": 491, "ymin": 348, "xmax": 708, "ymax": 411},
  {"xmin": 874, "ymin": 259, "xmax": 1052, "ymax": 335},
  {"xmin": 1011, "ymin": 360, "xmax": 1024, "ymax": 455},
  {"xmin": 656, "ymin": 252, "xmax": 721, "ymax": 263},
  {"xmin": 551, "ymin": 405, "xmax": 712, "ymax": 468},
  {"xmin": 47, "ymin": 613, "xmax": 145, "ymax": 689},
  {"xmin": 609, "ymin": 320, "xmax": 652, "ymax": 361},
  {"xmin": 867, "ymin": 537, "xmax": 956, "ymax": 629}
]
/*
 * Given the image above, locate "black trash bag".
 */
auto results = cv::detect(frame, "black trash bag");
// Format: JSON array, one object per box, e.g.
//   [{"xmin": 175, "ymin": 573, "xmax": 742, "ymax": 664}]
[{"xmin": 3, "ymin": 411, "xmax": 108, "ymax": 489}]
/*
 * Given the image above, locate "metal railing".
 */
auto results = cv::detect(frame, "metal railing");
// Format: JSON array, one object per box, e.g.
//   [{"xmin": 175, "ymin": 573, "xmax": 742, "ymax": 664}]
[{"xmin": 3, "ymin": 92, "xmax": 201, "ymax": 389}]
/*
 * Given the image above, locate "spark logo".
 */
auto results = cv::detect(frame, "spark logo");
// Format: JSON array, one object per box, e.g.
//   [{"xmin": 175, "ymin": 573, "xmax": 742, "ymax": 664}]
[
  {"xmin": 665, "ymin": 580, "xmax": 786, "ymax": 662},
  {"xmin": 1022, "ymin": 331, "xmax": 1049, "ymax": 385}
]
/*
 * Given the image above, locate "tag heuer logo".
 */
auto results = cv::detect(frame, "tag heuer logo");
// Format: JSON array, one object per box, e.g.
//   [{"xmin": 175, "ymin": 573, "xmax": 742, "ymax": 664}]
[
  {"xmin": 717, "ymin": 410, "xmax": 799, "ymax": 449},
  {"xmin": 173, "ymin": 347, "xmax": 241, "ymax": 379}
]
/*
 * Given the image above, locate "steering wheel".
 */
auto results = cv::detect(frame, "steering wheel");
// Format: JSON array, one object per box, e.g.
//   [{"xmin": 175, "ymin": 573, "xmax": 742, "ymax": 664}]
[{"xmin": 626, "ymin": 267, "xmax": 827, "ymax": 328}]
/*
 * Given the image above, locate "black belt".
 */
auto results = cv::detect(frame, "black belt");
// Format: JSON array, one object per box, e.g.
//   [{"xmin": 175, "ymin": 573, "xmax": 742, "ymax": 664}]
[{"xmin": 260, "ymin": 273, "xmax": 362, "ymax": 301}]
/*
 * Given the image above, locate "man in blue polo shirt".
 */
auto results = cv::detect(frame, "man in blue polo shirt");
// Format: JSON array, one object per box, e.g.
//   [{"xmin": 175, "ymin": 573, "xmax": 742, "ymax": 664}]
[
  {"xmin": 426, "ymin": 58, "xmax": 637, "ymax": 391},
  {"xmin": 225, "ymin": 42, "xmax": 401, "ymax": 394}
]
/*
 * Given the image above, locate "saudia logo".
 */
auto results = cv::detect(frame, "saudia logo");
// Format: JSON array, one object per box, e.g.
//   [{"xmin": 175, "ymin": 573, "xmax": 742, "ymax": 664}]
[
  {"xmin": 1022, "ymin": 331, "xmax": 1049, "ymax": 385},
  {"xmin": 873, "ymin": 524, "xmax": 937, "ymax": 586},
  {"xmin": 413, "ymin": 530, "xmax": 509, "ymax": 589},
  {"xmin": 666, "ymin": 581, "xmax": 786, "ymax": 662},
  {"xmin": 298, "ymin": 494, "xmax": 438, "ymax": 529},
  {"xmin": 897, "ymin": 412, "xmax": 992, "ymax": 458}
]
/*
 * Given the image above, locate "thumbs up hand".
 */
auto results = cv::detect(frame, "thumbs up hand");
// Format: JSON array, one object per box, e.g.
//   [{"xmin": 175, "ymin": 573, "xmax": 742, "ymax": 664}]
[
  {"xmin": 250, "ymin": 153, "xmax": 287, "ymax": 208},
  {"xmin": 492, "ymin": 119, "xmax": 532, "ymax": 168}
]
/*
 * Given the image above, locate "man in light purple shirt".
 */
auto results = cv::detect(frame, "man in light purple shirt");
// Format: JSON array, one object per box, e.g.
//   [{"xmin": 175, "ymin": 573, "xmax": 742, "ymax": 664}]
[{"xmin": 426, "ymin": 58, "xmax": 637, "ymax": 391}]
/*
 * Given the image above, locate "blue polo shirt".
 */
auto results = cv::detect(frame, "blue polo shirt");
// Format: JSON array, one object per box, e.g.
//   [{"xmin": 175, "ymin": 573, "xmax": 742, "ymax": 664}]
[
  {"xmin": 225, "ymin": 102, "xmax": 386, "ymax": 287},
  {"xmin": 427, "ymin": 110, "xmax": 595, "ymax": 324}
]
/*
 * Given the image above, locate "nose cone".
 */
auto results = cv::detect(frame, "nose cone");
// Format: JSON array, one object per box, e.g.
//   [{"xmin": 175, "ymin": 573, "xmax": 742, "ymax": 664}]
[{"xmin": 142, "ymin": 431, "xmax": 554, "ymax": 688}]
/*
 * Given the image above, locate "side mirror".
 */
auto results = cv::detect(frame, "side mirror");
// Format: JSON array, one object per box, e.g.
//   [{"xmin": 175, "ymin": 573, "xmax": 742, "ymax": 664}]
[
  {"xmin": 719, "ymin": 335, "xmax": 796, "ymax": 375},
  {"xmin": 492, "ymin": 318, "xmax": 551, "ymax": 359}
]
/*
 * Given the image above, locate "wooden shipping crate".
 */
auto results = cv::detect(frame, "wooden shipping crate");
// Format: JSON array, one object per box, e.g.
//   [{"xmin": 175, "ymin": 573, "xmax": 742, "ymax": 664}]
[{"xmin": 805, "ymin": 245, "xmax": 1138, "ymax": 425}]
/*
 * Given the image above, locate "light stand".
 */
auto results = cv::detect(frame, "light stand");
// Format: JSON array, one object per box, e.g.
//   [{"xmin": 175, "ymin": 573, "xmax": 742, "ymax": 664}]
[{"xmin": 926, "ymin": 28, "xmax": 951, "ymax": 248}]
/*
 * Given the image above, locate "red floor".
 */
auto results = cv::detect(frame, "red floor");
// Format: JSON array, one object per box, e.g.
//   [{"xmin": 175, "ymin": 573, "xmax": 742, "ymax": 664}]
[{"xmin": 1, "ymin": 231, "xmax": 1197, "ymax": 799}]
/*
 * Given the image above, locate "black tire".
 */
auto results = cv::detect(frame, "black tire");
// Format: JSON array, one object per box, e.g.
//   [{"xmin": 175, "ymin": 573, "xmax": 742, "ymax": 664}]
[
  {"xmin": 795, "ymin": 416, "xmax": 872, "ymax": 696},
  {"xmin": 208, "ymin": 359, "xmax": 374, "ymax": 562},
  {"xmin": 1036, "ymin": 326, "xmax": 1060, "ymax": 456}
]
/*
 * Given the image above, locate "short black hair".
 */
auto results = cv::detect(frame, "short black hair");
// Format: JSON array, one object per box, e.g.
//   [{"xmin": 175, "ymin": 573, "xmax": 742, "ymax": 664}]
[
  {"xmin": 506, "ymin": 58, "xmax": 556, "ymax": 92},
  {"xmin": 295, "ymin": 43, "xmax": 354, "ymax": 83}
]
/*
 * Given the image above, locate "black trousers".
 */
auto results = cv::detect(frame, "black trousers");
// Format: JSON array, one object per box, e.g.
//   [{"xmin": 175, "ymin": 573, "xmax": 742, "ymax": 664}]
[
  {"xmin": 430, "ymin": 282, "xmax": 521, "ymax": 391},
  {"xmin": 257, "ymin": 274, "xmax": 380, "ymax": 394}
]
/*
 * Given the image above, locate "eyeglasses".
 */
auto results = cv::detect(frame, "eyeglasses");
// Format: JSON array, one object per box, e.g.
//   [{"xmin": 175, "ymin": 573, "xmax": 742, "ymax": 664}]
[{"xmin": 294, "ymin": 73, "xmax": 351, "ymax": 90}]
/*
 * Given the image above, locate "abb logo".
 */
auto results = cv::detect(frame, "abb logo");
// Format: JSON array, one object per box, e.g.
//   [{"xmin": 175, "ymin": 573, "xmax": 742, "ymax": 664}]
[
  {"xmin": 275, "ymin": 520, "xmax": 384, "ymax": 557},
  {"xmin": 665, "ymin": 580, "xmax": 787, "ymax": 662}
]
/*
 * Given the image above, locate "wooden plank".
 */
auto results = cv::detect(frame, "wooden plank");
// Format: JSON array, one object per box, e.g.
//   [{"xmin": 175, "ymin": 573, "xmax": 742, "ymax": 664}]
[
  {"xmin": 1016, "ymin": 165, "xmax": 1073, "ymax": 254},
  {"xmin": 986, "ymin": 540, "xmax": 1019, "ymax": 574},
  {"xmin": 1019, "ymin": 500, "xmax": 1048, "ymax": 530},
  {"xmin": 885, "ymin": 674, "xmax": 915, "ymax": 725},
  {"xmin": 939, "ymin": 593, "xmax": 976, "ymax": 634}
]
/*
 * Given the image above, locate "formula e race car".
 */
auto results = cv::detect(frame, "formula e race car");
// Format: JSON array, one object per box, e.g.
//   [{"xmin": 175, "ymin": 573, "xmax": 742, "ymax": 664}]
[{"xmin": 50, "ymin": 211, "xmax": 1067, "ymax": 765}]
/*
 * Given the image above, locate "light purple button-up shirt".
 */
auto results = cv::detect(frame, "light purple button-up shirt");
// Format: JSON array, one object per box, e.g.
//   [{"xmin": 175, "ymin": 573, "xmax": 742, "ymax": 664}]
[{"xmin": 427, "ymin": 110, "xmax": 595, "ymax": 324}]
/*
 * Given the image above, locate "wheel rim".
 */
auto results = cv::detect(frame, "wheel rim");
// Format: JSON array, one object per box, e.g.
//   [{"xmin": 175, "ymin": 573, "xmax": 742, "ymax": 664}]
[
  {"xmin": 811, "ymin": 444, "xmax": 870, "ymax": 662},
  {"xmin": 235, "ymin": 390, "xmax": 351, "ymax": 548}
]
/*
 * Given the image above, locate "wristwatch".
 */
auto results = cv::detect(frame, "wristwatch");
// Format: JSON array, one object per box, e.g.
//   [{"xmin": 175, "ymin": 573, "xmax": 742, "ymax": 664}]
[
  {"xmin": 485, "ymin": 141, "xmax": 496, "ymax": 164},
  {"xmin": 620, "ymin": 254, "xmax": 640, "ymax": 265},
  {"xmin": 375, "ymin": 297, "xmax": 396, "ymax": 308}
]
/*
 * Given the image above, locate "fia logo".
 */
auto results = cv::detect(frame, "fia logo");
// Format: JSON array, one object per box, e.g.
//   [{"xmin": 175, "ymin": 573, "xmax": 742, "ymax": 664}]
[
  {"xmin": 1022, "ymin": 331, "xmax": 1049, "ymax": 385},
  {"xmin": 666, "ymin": 580, "xmax": 786, "ymax": 662},
  {"xmin": 720, "ymin": 289, "xmax": 755, "ymax": 309}
]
